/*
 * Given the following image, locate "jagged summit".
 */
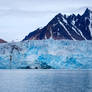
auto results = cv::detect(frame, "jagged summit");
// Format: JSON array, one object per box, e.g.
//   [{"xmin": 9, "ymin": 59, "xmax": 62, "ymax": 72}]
[
  {"xmin": 83, "ymin": 8, "xmax": 91, "ymax": 18},
  {"xmin": 23, "ymin": 8, "xmax": 92, "ymax": 41}
]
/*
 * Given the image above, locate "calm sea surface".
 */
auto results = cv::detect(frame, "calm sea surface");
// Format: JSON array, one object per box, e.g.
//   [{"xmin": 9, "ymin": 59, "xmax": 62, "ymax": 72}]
[{"xmin": 0, "ymin": 70, "xmax": 92, "ymax": 92}]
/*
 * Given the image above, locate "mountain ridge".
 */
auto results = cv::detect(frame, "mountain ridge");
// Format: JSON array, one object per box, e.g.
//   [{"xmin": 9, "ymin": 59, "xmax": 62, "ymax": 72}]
[{"xmin": 23, "ymin": 8, "xmax": 92, "ymax": 41}]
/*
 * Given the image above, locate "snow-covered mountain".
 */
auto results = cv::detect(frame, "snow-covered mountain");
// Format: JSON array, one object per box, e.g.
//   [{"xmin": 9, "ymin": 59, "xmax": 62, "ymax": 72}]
[{"xmin": 23, "ymin": 8, "xmax": 92, "ymax": 41}]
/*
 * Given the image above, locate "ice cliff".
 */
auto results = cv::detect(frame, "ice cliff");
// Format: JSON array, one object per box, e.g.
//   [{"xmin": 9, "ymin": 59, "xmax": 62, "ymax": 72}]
[{"xmin": 0, "ymin": 40, "xmax": 92, "ymax": 69}]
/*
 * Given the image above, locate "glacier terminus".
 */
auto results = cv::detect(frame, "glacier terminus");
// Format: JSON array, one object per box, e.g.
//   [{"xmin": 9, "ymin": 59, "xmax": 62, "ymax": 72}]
[{"xmin": 0, "ymin": 40, "xmax": 92, "ymax": 69}]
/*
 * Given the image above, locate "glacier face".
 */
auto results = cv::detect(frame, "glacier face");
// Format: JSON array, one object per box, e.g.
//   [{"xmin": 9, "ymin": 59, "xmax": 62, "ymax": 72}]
[{"xmin": 0, "ymin": 40, "xmax": 92, "ymax": 69}]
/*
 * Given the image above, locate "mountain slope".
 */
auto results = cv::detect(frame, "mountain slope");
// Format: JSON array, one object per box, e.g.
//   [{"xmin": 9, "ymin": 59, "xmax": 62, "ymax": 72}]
[
  {"xmin": 23, "ymin": 8, "xmax": 92, "ymax": 41},
  {"xmin": 0, "ymin": 39, "xmax": 7, "ymax": 43}
]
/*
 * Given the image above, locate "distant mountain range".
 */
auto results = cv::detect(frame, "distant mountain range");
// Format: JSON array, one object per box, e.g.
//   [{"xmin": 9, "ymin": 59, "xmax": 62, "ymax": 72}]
[{"xmin": 23, "ymin": 8, "xmax": 92, "ymax": 40}]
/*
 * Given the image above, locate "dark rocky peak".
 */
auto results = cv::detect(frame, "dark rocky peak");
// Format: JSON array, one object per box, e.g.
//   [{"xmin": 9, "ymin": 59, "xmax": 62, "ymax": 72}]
[
  {"xmin": 47, "ymin": 13, "xmax": 64, "ymax": 26},
  {"xmin": 55, "ymin": 13, "xmax": 63, "ymax": 19},
  {"xmin": 76, "ymin": 14, "xmax": 81, "ymax": 19},
  {"xmin": 82, "ymin": 8, "xmax": 91, "ymax": 18}
]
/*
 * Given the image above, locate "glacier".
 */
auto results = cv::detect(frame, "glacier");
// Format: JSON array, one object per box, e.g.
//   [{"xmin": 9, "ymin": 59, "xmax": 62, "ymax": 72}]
[{"xmin": 0, "ymin": 40, "xmax": 92, "ymax": 69}]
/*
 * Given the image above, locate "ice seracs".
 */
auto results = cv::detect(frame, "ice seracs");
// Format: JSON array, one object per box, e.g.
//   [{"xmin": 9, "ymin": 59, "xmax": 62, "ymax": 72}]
[{"xmin": 0, "ymin": 40, "xmax": 92, "ymax": 69}]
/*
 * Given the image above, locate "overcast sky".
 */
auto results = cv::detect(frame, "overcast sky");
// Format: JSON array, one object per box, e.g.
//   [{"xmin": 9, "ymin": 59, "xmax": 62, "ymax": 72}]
[{"xmin": 0, "ymin": 0, "xmax": 92, "ymax": 42}]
